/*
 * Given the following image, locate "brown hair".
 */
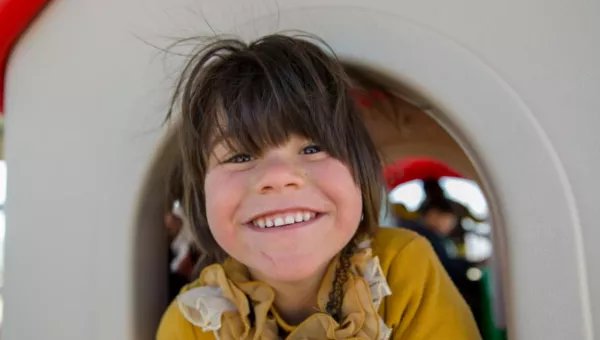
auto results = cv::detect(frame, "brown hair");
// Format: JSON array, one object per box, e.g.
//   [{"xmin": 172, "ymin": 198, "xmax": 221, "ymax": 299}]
[{"xmin": 166, "ymin": 33, "xmax": 384, "ymax": 272}]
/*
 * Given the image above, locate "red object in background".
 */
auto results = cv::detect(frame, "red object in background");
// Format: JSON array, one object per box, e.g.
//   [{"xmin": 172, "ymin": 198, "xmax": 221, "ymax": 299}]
[
  {"xmin": 0, "ymin": 0, "xmax": 51, "ymax": 113},
  {"xmin": 351, "ymin": 89, "xmax": 389, "ymax": 109},
  {"xmin": 384, "ymin": 157, "xmax": 464, "ymax": 189}
]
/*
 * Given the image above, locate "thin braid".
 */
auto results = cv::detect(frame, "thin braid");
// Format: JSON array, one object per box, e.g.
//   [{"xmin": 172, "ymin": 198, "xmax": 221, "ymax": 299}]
[{"xmin": 325, "ymin": 240, "xmax": 358, "ymax": 321}]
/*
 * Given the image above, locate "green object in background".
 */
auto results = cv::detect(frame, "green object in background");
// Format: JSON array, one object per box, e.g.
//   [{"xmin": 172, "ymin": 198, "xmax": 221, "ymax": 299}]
[{"xmin": 480, "ymin": 266, "xmax": 507, "ymax": 340}]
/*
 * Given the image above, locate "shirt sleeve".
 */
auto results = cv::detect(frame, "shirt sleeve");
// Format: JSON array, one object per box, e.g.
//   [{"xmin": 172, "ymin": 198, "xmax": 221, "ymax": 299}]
[{"xmin": 385, "ymin": 236, "xmax": 482, "ymax": 340}]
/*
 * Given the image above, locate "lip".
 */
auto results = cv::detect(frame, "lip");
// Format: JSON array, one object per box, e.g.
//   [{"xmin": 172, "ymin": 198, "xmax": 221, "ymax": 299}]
[
  {"xmin": 246, "ymin": 213, "xmax": 325, "ymax": 232},
  {"xmin": 243, "ymin": 207, "xmax": 323, "ymax": 225}
]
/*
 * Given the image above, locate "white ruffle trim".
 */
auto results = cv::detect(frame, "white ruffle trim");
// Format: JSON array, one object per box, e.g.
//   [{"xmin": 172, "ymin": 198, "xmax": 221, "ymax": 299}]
[
  {"xmin": 179, "ymin": 239, "xmax": 393, "ymax": 338},
  {"xmin": 177, "ymin": 286, "xmax": 237, "ymax": 332},
  {"xmin": 379, "ymin": 318, "xmax": 392, "ymax": 340}
]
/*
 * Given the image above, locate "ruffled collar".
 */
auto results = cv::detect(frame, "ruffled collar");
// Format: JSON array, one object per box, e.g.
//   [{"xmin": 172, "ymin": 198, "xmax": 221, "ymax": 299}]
[{"xmin": 177, "ymin": 239, "xmax": 392, "ymax": 340}]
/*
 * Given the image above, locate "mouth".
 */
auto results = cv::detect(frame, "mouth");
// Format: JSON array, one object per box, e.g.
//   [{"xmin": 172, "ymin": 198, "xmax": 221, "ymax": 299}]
[{"xmin": 248, "ymin": 210, "xmax": 322, "ymax": 230}]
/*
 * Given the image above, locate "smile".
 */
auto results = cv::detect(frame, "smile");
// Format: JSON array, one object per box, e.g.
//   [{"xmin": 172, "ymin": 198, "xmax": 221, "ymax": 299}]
[{"xmin": 251, "ymin": 210, "xmax": 318, "ymax": 228}]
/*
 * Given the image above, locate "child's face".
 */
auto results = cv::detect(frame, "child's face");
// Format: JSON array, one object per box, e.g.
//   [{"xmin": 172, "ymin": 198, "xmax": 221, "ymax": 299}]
[
  {"xmin": 425, "ymin": 210, "xmax": 458, "ymax": 236},
  {"xmin": 204, "ymin": 134, "xmax": 363, "ymax": 282}
]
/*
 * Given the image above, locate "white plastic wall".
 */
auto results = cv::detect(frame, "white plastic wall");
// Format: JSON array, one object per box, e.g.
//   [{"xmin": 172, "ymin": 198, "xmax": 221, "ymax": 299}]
[{"xmin": 3, "ymin": 1, "xmax": 599, "ymax": 339}]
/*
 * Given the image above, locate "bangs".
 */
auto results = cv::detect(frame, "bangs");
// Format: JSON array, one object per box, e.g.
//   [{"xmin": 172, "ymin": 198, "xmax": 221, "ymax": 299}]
[{"xmin": 198, "ymin": 35, "xmax": 357, "ymax": 163}]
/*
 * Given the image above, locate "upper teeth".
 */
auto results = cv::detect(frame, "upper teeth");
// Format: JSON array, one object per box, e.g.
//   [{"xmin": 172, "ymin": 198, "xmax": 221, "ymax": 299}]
[{"xmin": 253, "ymin": 211, "xmax": 316, "ymax": 228}]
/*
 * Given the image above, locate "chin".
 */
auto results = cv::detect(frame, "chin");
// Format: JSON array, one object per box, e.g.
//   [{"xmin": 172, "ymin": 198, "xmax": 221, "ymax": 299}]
[{"xmin": 253, "ymin": 255, "xmax": 331, "ymax": 283}]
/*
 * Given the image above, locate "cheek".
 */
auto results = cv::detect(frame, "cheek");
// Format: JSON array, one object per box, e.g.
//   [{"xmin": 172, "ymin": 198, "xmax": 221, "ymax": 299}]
[
  {"xmin": 309, "ymin": 159, "xmax": 363, "ymax": 222},
  {"xmin": 204, "ymin": 170, "xmax": 246, "ymax": 241},
  {"xmin": 437, "ymin": 216, "xmax": 455, "ymax": 233},
  {"xmin": 447, "ymin": 217, "xmax": 458, "ymax": 229}
]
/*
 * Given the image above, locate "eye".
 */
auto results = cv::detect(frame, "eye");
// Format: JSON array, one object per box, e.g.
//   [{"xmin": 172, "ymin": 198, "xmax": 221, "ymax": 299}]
[
  {"xmin": 224, "ymin": 154, "xmax": 253, "ymax": 164},
  {"xmin": 301, "ymin": 144, "xmax": 323, "ymax": 155}
]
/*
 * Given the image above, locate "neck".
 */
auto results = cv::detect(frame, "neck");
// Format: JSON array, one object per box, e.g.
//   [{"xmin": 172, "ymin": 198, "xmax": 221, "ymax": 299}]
[{"xmin": 249, "ymin": 262, "xmax": 330, "ymax": 325}]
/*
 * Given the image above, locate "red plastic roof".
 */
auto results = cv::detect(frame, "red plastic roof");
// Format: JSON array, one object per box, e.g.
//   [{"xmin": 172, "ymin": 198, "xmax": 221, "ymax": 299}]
[
  {"xmin": 384, "ymin": 157, "xmax": 464, "ymax": 189},
  {"xmin": 0, "ymin": 0, "xmax": 51, "ymax": 114}
]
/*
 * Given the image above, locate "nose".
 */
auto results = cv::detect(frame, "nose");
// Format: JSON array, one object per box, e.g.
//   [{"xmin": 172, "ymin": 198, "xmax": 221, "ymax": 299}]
[{"xmin": 254, "ymin": 158, "xmax": 305, "ymax": 194}]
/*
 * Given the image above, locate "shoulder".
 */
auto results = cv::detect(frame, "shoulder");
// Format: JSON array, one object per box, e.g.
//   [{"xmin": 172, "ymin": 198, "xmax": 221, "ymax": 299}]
[
  {"xmin": 372, "ymin": 226, "xmax": 461, "ymax": 301},
  {"xmin": 371, "ymin": 226, "xmax": 446, "ymax": 288},
  {"xmin": 372, "ymin": 226, "xmax": 445, "ymax": 291},
  {"xmin": 371, "ymin": 227, "xmax": 481, "ymax": 339},
  {"xmin": 371, "ymin": 227, "xmax": 428, "ymax": 268}
]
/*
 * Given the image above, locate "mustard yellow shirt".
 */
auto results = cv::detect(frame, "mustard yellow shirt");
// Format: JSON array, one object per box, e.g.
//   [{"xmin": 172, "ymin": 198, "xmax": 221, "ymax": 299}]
[{"xmin": 157, "ymin": 227, "xmax": 481, "ymax": 339}]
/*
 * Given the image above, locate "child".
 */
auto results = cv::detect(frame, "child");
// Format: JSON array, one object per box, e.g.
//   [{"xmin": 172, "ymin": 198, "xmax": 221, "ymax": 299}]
[{"xmin": 157, "ymin": 34, "xmax": 480, "ymax": 339}]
